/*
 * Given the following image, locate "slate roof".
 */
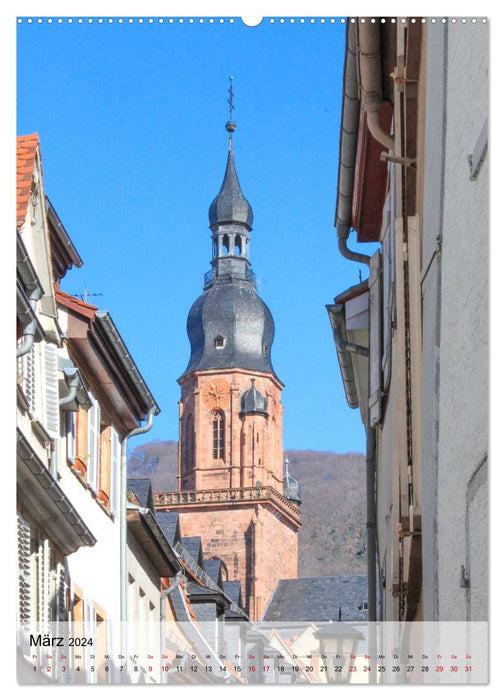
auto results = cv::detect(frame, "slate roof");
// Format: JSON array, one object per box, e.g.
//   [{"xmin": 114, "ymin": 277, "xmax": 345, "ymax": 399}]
[
  {"xmin": 222, "ymin": 581, "xmax": 242, "ymax": 607},
  {"xmin": 182, "ymin": 281, "xmax": 276, "ymax": 378},
  {"xmin": 181, "ymin": 536, "xmax": 203, "ymax": 565},
  {"xmin": 262, "ymin": 575, "xmax": 368, "ymax": 622},
  {"xmin": 155, "ymin": 511, "xmax": 180, "ymax": 547},
  {"xmin": 203, "ymin": 559, "xmax": 222, "ymax": 586},
  {"xmin": 208, "ymin": 145, "xmax": 253, "ymax": 230},
  {"xmin": 127, "ymin": 478, "xmax": 154, "ymax": 511}
]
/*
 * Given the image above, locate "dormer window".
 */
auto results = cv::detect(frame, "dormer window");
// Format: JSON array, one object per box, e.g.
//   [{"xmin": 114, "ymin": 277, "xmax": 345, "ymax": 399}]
[{"xmin": 215, "ymin": 335, "xmax": 225, "ymax": 349}]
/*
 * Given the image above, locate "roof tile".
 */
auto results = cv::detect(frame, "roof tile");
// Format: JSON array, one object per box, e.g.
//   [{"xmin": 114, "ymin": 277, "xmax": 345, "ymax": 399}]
[{"xmin": 16, "ymin": 133, "xmax": 40, "ymax": 229}]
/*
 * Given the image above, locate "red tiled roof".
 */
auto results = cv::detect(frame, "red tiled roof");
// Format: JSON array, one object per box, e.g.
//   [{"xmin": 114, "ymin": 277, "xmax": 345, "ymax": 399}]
[
  {"xmin": 17, "ymin": 133, "xmax": 40, "ymax": 230},
  {"xmin": 55, "ymin": 287, "xmax": 98, "ymax": 318}
]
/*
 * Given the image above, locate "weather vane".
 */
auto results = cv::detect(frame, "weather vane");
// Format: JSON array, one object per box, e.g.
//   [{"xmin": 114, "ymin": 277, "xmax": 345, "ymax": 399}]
[{"xmin": 227, "ymin": 75, "xmax": 234, "ymax": 119}]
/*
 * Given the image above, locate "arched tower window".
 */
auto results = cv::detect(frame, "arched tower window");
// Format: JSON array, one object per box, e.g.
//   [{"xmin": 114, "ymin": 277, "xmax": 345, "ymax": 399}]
[
  {"xmin": 213, "ymin": 410, "xmax": 225, "ymax": 460},
  {"xmin": 184, "ymin": 414, "xmax": 194, "ymax": 472},
  {"xmin": 234, "ymin": 236, "xmax": 242, "ymax": 256},
  {"xmin": 222, "ymin": 234, "xmax": 230, "ymax": 255}
]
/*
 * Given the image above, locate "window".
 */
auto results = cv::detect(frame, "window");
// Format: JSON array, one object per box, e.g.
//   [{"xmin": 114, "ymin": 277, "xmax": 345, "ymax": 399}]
[
  {"xmin": 66, "ymin": 412, "xmax": 76, "ymax": 464},
  {"xmin": 215, "ymin": 335, "xmax": 225, "ymax": 349},
  {"xmin": 212, "ymin": 410, "xmax": 225, "ymax": 460},
  {"xmin": 184, "ymin": 414, "xmax": 194, "ymax": 471}
]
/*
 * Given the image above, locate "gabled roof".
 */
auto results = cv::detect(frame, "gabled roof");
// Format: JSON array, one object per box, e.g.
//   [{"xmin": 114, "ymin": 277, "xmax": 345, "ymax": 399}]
[
  {"xmin": 222, "ymin": 580, "xmax": 242, "ymax": 606},
  {"xmin": 262, "ymin": 575, "xmax": 368, "ymax": 622},
  {"xmin": 46, "ymin": 196, "xmax": 83, "ymax": 280},
  {"xmin": 55, "ymin": 288, "xmax": 160, "ymax": 432},
  {"xmin": 17, "ymin": 133, "xmax": 40, "ymax": 230},
  {"xmin": 127, "ymin": 478, "xmax": 155, "ymax": 511},
  {"xmin": 203, "ymin": 559, "xmax": 222, "ymax": 586},
  {"xmin": 181, "ymin": 536, "xmax": 203, "ymax": 566},
  {"xmin": 154, "ymin": 511, "xmax": 180, "ymax": 547}
]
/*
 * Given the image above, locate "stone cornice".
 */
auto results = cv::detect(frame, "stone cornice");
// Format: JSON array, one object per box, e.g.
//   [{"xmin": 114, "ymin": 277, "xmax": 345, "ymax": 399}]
[{"xmin": 154, "ymin": 484, "xmax": 301, "ymax": 528}]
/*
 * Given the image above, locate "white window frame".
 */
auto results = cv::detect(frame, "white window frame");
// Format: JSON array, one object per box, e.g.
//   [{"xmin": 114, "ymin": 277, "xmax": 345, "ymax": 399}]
[
  {"xmin": 66, "ymin": 411, "xmax": 76, "ymax": 464},
  {"xmin": 87, "ymin": 393, "xmax": 101, "ymax": 494},
  {"xmin": 109, "ymin": 427, "xmax": 120, "ymax": 517}
]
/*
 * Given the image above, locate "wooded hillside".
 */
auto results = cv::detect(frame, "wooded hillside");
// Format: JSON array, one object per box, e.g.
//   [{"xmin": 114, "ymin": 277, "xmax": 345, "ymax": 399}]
[{"xmin": 128, "ymin": 441, "xmax": 366, "ymax": 577}]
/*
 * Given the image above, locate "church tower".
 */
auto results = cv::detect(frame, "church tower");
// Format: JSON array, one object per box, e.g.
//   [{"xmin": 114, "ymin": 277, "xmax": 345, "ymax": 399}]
[{"xmin": 156, "ymin": 109, "xmax": 301, "ymax": 621}]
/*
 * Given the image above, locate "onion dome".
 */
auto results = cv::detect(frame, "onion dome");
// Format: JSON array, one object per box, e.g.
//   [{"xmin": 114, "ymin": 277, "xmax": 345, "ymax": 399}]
[
  {"xmin": 283, "ymin": 456, "xmax": 302, "ymax": 505},
  {"xmin": 182, "ymin": 284, "xmax": 275, "ymax": 377},
  {"xmin": 208, "ymin": 123, "xmax": 253, "ymax": 230},
  {"xmin": 240, "ymin": 379, "xmax": 268, "ymax": 415}
]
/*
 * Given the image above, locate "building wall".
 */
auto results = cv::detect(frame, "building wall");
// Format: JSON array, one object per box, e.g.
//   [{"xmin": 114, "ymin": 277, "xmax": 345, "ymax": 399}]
[
  {"xmin": 435, "ymin": 21, "xmax": 488, "ymax": 621},
  {"xmin": 179, "ymin": 369, "xmax": 284, "ymax": 492},
  {"xmin": 175, "ymin": 502, "xmax": 298, "ymax": 620},
  {"xmin": 55, "ymin": 306, "xmax": 122, "ymax": 626},
  {"xmin": 127, "ymin": 529, "xmax": 164, "ymax": 683}
]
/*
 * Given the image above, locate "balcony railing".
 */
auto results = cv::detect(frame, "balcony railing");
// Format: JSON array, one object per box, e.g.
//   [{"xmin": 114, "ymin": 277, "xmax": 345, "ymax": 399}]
[
  {"xmin": 203, "ymin": 267, "xmax": 256, "ymax": 289},
  {"xmin": 154, "ymin": 484, "xmax": 300, "ymax": 518}
]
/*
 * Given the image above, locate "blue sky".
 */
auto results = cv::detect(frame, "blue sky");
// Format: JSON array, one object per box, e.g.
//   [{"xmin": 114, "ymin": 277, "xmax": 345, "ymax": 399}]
[{"xmin": 16, "ymin": 15, "xmax": 379, "ymax": 453}]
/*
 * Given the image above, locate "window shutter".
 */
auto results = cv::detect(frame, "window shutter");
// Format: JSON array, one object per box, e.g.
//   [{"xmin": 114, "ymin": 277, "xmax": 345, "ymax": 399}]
[
  {"xmin": 43, "ymin": 342, "xmax": 59, "ymax": 437},
  {"xmin": 19, "ymin": 345, "xmax": 36, "ymax": 415},
  {"xmin": 17, "ymin": 514, "xmax": 32, "ymax": 627},
  {"xmin": 110, "ymin": 427, "xmax": 120, "ymax": 517},
  {"xmin": 38, "ymin": 538, "xmax": 51, "ymax": 624},
  {"xmin": 369, "ymin": 251, "xmax": 382, "ymax": 426},
  {"xmin": 382, "ymin": 223, "xmax": 394, "ymax": 392},
  {"xmin": 55, "ymin": 561, "xmax": 69, "ymax": 622}
]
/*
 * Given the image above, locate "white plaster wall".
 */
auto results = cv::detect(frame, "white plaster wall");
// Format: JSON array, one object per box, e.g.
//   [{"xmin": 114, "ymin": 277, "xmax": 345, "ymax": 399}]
[
  {"xmin": 436, "ymin": 21, "xmax": 488, "ymax": 621},
  {"xmin": 62, "ymin": 463, "xmax": 121, "ymax": 623},
  {"xmin": 127, "ymin": 530, "xmax": 162, "ymax": 682}
]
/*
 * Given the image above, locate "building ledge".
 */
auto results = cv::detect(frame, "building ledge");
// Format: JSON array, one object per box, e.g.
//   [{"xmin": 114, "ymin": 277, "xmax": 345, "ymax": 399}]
[
  {"xmin": 17, "ymin": 428, "xmax": 96, "ymax": 554},
  {"xmin": 155, "ymin": 485, "xmax": 301, "ymax": 527}
]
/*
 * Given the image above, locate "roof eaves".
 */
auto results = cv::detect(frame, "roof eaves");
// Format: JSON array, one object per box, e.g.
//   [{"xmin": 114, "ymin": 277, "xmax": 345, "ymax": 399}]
[
  {"xmin": 17, "ymin": 427, "xmax": 96, "ymax": 552},
  {"xmin": 46, "ymin": 196, "xmax": 83, "ymax": 270},
  {"xmin": 94, "ymin": 311, "xmax": 161, "ymax": 416}
]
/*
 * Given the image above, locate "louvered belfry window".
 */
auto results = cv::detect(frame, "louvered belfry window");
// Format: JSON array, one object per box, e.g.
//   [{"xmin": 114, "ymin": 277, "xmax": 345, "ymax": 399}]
[{"xmin": 212, "ymin": 411, "xmax": 225, "ymax": 460}]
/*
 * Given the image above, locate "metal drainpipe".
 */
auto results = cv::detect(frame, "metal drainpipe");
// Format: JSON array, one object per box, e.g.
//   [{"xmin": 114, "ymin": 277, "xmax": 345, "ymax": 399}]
[
  {"xmin": 356, "ymin": 21, "xmax": 395, "ymax": 152},
  {"xmin": 366, "ymin": 424, "xmax": 377, "ymax": 622},
  {"xmin": 59, "ymin": 375, "xmax": 80, "ymax": 407},
  {"xmin": 328, "ymin": 303, "xmax": 369, "ymax": 357},
  {"xmin": 17, "ymin": 289, "xmax": 42, "ymax": 358},
  {"xmin": 338, "ymin": 235, "xmax": 372, "ymax": 267},
  {"xmin": 120, "ymin": 408, "xmax": 156, "ymax": 664}
]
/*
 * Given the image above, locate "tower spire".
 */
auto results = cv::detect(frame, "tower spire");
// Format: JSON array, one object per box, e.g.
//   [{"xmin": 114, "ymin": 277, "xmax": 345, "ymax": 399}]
[{"xmin": 225, "ymin": 75, "xmax": 237, "ymax": 148}]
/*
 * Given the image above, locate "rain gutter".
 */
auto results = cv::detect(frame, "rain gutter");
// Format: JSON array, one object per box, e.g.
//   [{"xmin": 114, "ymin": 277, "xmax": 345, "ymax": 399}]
[
  {"xmin": 335, "ymin": 19, "xmax": 393, "ymax": 265},
  {"xmin": 59, "ymin": 366, "xmax": 92, "ymax": 409},
  {"xmin": 46, "ymin": 196, "xmax": 84, "ymax": 268},
  {"xmin": 94, "ymin": 311, "xmax": 161, "ymax": 417}
]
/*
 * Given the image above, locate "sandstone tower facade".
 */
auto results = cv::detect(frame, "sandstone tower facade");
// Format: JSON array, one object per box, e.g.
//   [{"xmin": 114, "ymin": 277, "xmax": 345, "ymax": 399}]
[{"xmin": 155, "ymin": 119, "xmax": 301, "ymax": 620}]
